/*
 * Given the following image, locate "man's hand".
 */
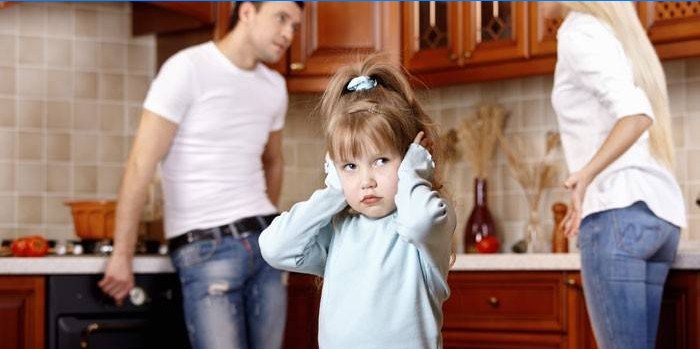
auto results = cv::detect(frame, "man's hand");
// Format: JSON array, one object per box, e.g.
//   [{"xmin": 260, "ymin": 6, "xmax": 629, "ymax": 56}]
[{"xmin": 98, "ymin": 254, "xmax": 134, "ymax": 305}]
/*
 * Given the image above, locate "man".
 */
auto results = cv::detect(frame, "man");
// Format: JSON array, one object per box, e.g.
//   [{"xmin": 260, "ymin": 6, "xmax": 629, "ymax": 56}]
[{"xmin": 99, "ymin": 2, "xmax": 303, "ymax": 348}]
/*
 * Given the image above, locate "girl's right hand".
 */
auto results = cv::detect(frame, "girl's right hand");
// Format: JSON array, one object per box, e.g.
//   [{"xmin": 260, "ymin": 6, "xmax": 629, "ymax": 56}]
[
  {"xmin": 324, "ymin": 154, "xmax": 342, "ymax": 191},
  {"xmin": 413, "ymin": 131, "xmax": 433, "ymax": 152}
]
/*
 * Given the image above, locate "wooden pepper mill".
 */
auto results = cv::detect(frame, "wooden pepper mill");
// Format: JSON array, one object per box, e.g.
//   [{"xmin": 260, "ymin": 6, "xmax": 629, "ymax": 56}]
[{"xmin": 551, "ymin": 202, "xmax": 568, "ymax": 253}]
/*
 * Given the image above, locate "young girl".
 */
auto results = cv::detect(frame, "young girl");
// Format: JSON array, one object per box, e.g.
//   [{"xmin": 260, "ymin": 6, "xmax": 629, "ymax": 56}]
[
  {"xmin": 259, "ymin": 56, "xmax": 455, "ymax": 349},
  {"xmin": 546, "ymin": 2, "xmax": 686, "ymax": 349}
]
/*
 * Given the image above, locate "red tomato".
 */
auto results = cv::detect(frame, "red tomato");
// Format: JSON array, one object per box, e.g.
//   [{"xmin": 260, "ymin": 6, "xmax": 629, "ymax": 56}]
[
  {"xmin": 476, "ymin": 235, "xmax": 500, "ymax": 254},
  {"xmin": 11, "ymin": 236, "xmax": 49, "ymax": 257},
  {"xmin": 11, "ymin": 238, "xmax": 29, "ymax": 257},
  {"xmin": 26, "ymin": 236, "xmax": 49, "ymax": 257}
]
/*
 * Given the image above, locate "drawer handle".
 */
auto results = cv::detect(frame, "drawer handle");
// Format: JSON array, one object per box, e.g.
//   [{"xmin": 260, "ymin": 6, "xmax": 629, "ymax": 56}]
[
  {"xmin": 566, "ymin": 278, "xmax": 576, "ymax": 286},
  {"xmin": 488, "ymin": 296, "xmax": 499, "ymax": 307},
  {"xmin": 449, "ymin": 52, "xmax": 458, "ymax": 61},
  {"xmin": 290, "ymin": 62, "xmax": 305, "ymax": 71}
]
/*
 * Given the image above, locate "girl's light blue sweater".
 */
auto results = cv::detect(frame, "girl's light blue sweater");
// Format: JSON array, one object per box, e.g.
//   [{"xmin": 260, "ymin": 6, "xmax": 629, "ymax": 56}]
[{"xmin": 260, "ymin": 145, "xmax": 455, "ymax": 349}]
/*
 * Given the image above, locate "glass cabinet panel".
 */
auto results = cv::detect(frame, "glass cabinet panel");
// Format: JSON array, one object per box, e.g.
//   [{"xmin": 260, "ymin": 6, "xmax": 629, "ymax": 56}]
[
  {"xmin": 402, "ymin": 1, "xmax": 461, "ymax": 73},
  {"xmin": 463, "ymin": 1, "xmax": 526, "ymax": 64},
  {"xmin": 417, "ymin": 1, "xmax": 449, "ymax": 50},
  {"xmin": 476, "ymin": 1, "xmax": 513, "ymax": 43}
]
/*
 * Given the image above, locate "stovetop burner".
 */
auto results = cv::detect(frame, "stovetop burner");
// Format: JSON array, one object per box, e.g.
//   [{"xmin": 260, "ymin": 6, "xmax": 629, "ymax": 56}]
[{"xmin": 70, "ymin": 239, "xmax": 166, "ymax": 256}]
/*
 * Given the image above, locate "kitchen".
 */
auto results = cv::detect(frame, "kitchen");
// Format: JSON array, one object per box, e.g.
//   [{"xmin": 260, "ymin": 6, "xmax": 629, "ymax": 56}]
[{"xmin": 0, "ymin": 2, "xmax": 699, "ymax": 349}]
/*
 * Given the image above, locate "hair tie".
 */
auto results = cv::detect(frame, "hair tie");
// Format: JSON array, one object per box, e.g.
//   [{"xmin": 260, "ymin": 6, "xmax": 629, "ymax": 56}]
[{"xmin": 346, "ymin": 76, "xmax": 377, "ymax": 92}]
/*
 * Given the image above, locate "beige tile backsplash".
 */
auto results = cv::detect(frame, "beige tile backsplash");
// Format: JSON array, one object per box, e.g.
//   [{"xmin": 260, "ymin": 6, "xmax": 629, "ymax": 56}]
[
  {"xmin": 0, "ymin": 2, "xmax": 697, "ymax": 247},
  {"xmin": 0, "ymin": 3, "xmax": 154, "ymax": 240}
]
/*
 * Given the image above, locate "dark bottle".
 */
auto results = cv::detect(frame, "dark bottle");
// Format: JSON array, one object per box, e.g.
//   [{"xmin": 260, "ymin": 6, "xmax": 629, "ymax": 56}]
[{"xmin": 464, "ymin": 177, "xmax": 496, "ymax": 253}]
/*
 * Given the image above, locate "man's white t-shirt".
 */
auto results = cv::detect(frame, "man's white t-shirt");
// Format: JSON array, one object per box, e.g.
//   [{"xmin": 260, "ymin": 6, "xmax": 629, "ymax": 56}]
[{"xmin": 143, "ymin": 41, "xmax": 288, "ymax": 238}]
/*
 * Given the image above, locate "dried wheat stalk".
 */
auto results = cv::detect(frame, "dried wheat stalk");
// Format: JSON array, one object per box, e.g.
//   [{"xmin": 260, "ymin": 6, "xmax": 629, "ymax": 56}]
[
  {"xmin": 498, "ymin": 131, "xmax": 561, "ymax": 211},
  {"xmin": 456, "ymin": 104, "xmax": 508, "ymax": 179}
]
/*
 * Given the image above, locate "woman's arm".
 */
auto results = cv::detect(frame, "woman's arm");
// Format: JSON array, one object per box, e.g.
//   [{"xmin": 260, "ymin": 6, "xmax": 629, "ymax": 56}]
[{"xmin": 562, "ymin": 114, "xmax": 652, "ymax": 236}]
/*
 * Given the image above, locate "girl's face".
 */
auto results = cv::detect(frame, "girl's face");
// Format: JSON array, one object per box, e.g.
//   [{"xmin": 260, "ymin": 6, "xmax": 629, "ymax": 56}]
[{"xmin": 335, "ymin": 148, "xmax": 402, "ymax": 218}]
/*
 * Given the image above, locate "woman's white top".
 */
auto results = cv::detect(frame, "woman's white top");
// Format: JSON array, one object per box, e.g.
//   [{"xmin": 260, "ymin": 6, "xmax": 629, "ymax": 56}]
[{"xmin": 551, "ymin": 11, "xmax": 686, "ymax": 228}]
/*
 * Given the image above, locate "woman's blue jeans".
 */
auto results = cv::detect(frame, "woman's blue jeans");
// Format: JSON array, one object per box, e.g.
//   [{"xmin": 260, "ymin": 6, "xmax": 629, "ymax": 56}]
[
  {"xmin": 170, "ymin": 228, "xmax": 287, "ymax": 349},
  {"xmin": 579, "ymin": 201, "xmax": 680, "ymax": 349}
]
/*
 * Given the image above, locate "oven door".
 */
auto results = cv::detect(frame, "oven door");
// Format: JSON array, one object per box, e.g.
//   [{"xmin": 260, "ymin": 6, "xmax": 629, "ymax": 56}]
[{"xmin": 57, "ymin": 316, "xmax": 190, "ymax": 349}]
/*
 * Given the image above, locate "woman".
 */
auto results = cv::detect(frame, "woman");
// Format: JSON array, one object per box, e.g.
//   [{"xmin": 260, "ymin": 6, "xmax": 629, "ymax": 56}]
[{"xmin": 547, "ymin": 2, "xmax": 687, "ymax": 349}]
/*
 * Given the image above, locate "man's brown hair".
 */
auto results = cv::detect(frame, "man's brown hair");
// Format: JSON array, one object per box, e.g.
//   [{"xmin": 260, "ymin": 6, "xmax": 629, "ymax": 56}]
[{"xmin": 228, "ymin": 1, "xmax": 304, "ymax": 32}]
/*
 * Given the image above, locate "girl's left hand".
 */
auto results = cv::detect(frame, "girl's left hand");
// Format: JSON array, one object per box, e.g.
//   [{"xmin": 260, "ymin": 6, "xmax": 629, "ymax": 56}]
[
  {"xmin": 561, "ymin": 171, "xmax": 591, "ymax": 237},
  {"xmin": 413, "ymin": 131, "xmax": 433, "ymax": 151}
]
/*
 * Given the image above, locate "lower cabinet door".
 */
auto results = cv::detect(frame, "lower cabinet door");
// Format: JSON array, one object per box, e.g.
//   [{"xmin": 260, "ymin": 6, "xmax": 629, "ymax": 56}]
[{"xmin": 443, "ymin": 331, "xmax": 565, "ymax": 349}]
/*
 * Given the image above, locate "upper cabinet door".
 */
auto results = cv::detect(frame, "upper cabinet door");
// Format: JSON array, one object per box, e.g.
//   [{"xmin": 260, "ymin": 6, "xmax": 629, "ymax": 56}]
[
  {"xmin": 638, "ymin": 2, "xmax": 700, "ymax": 44},
  {"xmin": 402, "ymin": 1, "xmax": 462, "ymax": 73},
  {"xmin": 287, "ymin": 2, "xmax": 399, "ymax": 78},
  {"xmin": 528, "ymin": 2, "xmax": 564, "ymax": 57},
  {"xmin": 462, "ymin": 1, "xmax": 527, "ymax": 65}
]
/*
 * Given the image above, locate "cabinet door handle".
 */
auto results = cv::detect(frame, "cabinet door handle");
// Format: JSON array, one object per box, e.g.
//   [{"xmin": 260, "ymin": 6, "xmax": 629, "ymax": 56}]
[
  {"xmin": 488, "ymin": 296, "xmax": 499, "ymax": 307},
  {"xmin": 290, "ymin": 62, "xmax": 305, "ymax": 71},
  {"xmin": 463, "ymin": 51, "xmax": 472, "ymax": 59}
]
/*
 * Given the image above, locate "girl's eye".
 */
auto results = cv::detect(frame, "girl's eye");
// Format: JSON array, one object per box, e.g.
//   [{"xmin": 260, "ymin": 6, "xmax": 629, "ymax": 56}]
[
  {"xmin": 374, "ymin": 158, "xmax": 390, "ymax": 166},
  {"xmin": 342, "ymin": 163, "xmax": 356, "ymax": 171}
]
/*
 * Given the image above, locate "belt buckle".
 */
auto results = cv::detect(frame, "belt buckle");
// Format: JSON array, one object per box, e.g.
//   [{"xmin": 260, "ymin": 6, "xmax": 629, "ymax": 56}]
[{"xmin": 229, "ymin": 221, "xmax": 251, "ymax": 239}]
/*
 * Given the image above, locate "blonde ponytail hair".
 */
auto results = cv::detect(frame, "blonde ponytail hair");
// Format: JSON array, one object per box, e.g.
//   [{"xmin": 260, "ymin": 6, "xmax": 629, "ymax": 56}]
[{"xmin": 563, "ymin": 2, "xmax": 675, "ymax": 168}]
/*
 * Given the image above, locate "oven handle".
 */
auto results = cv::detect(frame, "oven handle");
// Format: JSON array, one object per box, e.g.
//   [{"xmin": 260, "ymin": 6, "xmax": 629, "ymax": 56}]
[{"xmin": 80, "ymin": 322, "xmax": 149, "ymax": 349}]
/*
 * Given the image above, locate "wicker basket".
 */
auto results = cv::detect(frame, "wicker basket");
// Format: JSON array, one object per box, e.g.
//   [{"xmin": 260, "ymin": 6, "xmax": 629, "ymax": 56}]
[{"xmin": 65, "ymin": 201, "xmax": 117, "ymax": 240}]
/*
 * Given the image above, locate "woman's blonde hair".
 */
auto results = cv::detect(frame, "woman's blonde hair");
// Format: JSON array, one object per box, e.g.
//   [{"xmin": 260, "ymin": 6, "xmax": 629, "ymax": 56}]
[
  {"xmin": 318, "ymin": 54, "xmax": 442, "ymax": 184},
  {"xmin": 563, "ymin": 2, "xmax": 675, "ymax": 168}
]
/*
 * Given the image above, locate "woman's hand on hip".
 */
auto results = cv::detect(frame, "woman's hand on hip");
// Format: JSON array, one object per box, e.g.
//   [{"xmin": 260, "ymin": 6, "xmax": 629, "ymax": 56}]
[{"xmin": 561, "ymin": 170, "xmax": 591, "ymax": 237}]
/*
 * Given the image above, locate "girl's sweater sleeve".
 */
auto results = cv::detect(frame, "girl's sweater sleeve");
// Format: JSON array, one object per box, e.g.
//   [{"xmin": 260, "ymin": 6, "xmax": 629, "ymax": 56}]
[
  {"xmin": 259, "ymin": 187, "xmax": 347, "ymax": 276},
  {"xmin": 394, "ymin": 144, "xmax": 455, "ymax": 270}
]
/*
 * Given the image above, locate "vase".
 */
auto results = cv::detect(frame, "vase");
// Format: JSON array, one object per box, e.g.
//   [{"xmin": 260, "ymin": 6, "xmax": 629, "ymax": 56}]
[
  {"xmin": 463, "ymin": 177, "xmax": 496, "ymax": 253},
  {"xmin": 525, "ymin": 207, "xmax": 548, "ymax": 253}
]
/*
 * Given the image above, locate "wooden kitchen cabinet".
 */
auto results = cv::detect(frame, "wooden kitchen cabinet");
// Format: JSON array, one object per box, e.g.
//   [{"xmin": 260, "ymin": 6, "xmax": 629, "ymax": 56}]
[
  {"xmin": 284, "ymin": 273, "xmax": 321, "ymax": 349},
  {"xmin": 286, "ymin": 2, "xmax": 400, "ymax": 92},
  {"xmin": 401, "ymin": 2, "xmax": 462, "ymax": 73},
  {"xmin": 412, "ymin": 1, "xmax": 555, "ymax": 88},
  {"xmin": 638, "ymin": 1, "xmax": 700, "ymax": 60},
  {"xmin": 402, "ymin": 2, "xmax": 527, "ymax": 72},
  {"xmin": 653, "ymin": 271, "xmax": 699, "ymax": 349},
  {"xmin": 444, "ymin": 272, "xmax": 566, "ymax": 332},
  {"xmin": 528, "ymin": 2, "xmax": 564, "ymax": 58},
  {"xmin": 445, "ymin": 271, "xmax": 700, "ymax": 349},
  {"xmin": 564, "ymin": 273, "xmax": 598, "ymax": 349},
  {"xmin": 0, "ymin": 276, "xmax": 45, "ymax": 349},
  {"xmin": 461, "ymin": 2, "xmax": 527, "ymax": 65},
  {"xmin": 444, "ymin": 331, "xmax": 565, "ymax": 349}
]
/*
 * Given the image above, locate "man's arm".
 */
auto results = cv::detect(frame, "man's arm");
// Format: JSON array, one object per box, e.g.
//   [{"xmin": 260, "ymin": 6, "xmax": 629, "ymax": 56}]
[
  {"xmin": 98, "ymin": 110, "xmax": 178, "ymax": 304},
  {"xmin": 262, "ymin": 130, "xmax": 284, "ymax": 206}
]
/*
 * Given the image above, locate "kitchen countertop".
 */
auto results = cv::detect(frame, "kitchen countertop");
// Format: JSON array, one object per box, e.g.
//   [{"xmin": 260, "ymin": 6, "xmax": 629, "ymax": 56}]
[{"xmin": 0, "ymin": 248, "xmax": 699, "ymax": 274}]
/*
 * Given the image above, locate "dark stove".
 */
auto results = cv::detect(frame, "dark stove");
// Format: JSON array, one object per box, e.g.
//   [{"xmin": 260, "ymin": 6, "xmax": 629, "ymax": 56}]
[{"xmin": 47, "ymin": 273, "xmax": 190, "ymax": 349}]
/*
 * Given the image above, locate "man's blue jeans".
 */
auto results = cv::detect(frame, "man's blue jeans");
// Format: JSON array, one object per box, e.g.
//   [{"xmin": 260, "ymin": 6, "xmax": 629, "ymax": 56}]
[
  {"xmin": 579, "ymin": 201, "xmax": 680, "ymax": 349},
  {"xmin": 170, "ymin": 227, "xmax": 287, "ymax": 349}
]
